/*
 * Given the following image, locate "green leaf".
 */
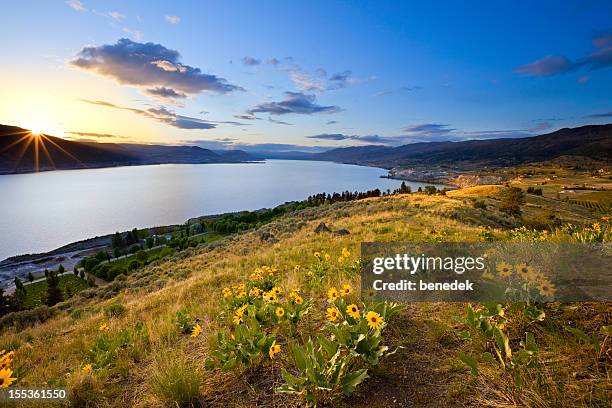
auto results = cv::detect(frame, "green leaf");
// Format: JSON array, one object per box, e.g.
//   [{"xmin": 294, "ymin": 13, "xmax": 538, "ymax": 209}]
[
  {"xmin": 493, "ymin": 327, "xmax": 512, "ymax": 359},
  {"xmin": 599, "ymin": 325, "xmax": 612, "ymax": 336},
  {"xmin": 341, "ymin": 369, "xmax": 369, "ymax": 395},
  {"xmin": 459, "ymin": 353, "xmax": 479, "ymax": 376}
]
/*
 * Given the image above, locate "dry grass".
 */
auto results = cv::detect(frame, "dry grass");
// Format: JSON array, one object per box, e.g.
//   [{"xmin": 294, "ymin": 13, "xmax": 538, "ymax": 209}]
[{"xmin": 0, "ymin": 192, "xmax": 609, "ymax": 407}]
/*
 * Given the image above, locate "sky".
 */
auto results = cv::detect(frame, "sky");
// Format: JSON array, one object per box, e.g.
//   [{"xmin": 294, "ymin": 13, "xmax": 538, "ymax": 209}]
[{"xmin": 1, "ymin": 0, "xmax": 611, "ymax": 152}]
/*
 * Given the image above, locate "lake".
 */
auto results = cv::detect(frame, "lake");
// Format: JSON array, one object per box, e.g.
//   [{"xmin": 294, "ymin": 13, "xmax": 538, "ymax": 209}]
[{"xmin": 0, "ymin": 160, "xmax": 442, "ymax": 260}]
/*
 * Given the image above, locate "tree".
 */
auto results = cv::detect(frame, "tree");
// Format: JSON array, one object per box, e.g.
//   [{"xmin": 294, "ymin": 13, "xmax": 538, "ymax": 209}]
[
  {"xmin": 112, "ymin": 231, "xmax": 125, "ymax": 249},
  {"xmin": 73, "ymin": 267, "xmax": 79, "ymax": 276},
  {"xmin": 500, "ymin": 187, "xmax": 526, "ymax": 217},
  {"xmin": 13, "ymin": 287, "xmax": 26, "ymax": 311},
  {"xmin": 46, "ymin": 270, "xmax": 64, "ymax": 306},
  {"xmin": 113, "ymin": 247, "xmax": 122, "ymax": 258},
  {"xmin": 79, "ymin": 269, "xmax": 85, "ymax": 279},
  {"xmin": 28, "ymin": 271, "xmax": 34, "ymax": 283},
  {"xmin": 58, "ymin": 264, "xmax": 65, "ymax": 275},
  {"xmin": 14, "ymin": 277, "xmax": 25, "ymax": 293},
  {"xmin": 146, "ymin": 237, "xmax": 154, "ymax": 249},
  {"xmin": 44, "ymin": 268, "xmax": 49, "ymax": 278},
  {"xmin": 0, "ymin": 288, "xmax": 12, "ymax": 315}
]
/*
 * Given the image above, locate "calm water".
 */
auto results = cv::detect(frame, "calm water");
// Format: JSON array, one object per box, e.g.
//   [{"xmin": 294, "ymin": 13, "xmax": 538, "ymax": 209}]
[{"xmin": 0, "ymin": 160, "xmax": 439, "ymax": 260}]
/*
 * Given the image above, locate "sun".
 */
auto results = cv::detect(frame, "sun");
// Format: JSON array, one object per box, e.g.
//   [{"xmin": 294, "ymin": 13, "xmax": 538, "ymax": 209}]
[{"xmin": 30, "ymin": 126, "xmax": 44, "ymax": 136}]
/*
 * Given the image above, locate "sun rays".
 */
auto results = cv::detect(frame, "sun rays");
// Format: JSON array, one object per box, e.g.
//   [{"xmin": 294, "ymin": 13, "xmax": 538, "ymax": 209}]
[{"xmin": 0, "ymin": 129, "xmax": 85, "ymax": 172}]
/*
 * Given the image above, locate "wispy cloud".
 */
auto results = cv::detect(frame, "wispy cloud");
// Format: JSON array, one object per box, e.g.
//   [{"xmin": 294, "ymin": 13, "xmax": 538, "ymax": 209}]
[
  {"xmin": 268, "ymin": 117, "xmax": 293, "ymax": 125},
  {"xmin": 307, "ymin": 133, "xmax": 402, "ymax": 145},
  {"xmin": 66, "ymin": 0, "xmax": 86, "ymax": 12},
  {"xmin": 242, "ymin": 56, "xmax": 261, "ymax": 66},
  {"xmin": 108, "ymin": 11, "xmax": 125, "ymax": 22},
  {"xmin": 246, "ymin": 92, "xmax": 340, "ymax": 116},
  {"xmin": 81, "ymin": 99, "xmax": 218, "ymax": 129},
  {"xmin": 586, "ymin": 111, "xmax": 612, "ymax": 118},
  {"xmin": 70, "ymin": 38, "xmax": 243, "ymax": 101},
  {"xmin": 515, "ymin": 32, "xmax": 612, "ymax": 77},
  {"xmin": 401, "ymin": 123, "xmax": 455, "ymax": 136},
  {"xmin": 165, "ymin": 15, "xmax": 181, "ymax": 24},
  {"xmin": 375, "ymin": 86, "xmax": 423, "ymax": 97},
  {"xmin": 66, "ymin": 131, "xmax": 127, "ymax": 139}
]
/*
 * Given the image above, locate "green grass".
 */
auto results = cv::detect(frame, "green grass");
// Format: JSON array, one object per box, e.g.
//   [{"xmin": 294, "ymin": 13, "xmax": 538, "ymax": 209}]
[{"xmin": 22, "ymin": 274, "xmax": 89, "ymax": 308}]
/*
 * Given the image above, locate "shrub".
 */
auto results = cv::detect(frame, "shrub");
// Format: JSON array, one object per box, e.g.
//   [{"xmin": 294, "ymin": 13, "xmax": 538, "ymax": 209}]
[
  {"xmin": 499, "ymin": 187, "xmax": 525, "ymax": 217},
  {"xmin": 128, "ymin": 260, "xmax": 141, "ymax": 271},
  {"xmin": 67, "ymin": 369, "xmax": 105, "ymax": 408},
  {"xmin": 148, "ymin": 350, "xmax": 202, "ymax": 407},
  {"xmin": 0, "ymin": 306, "xmax": 54, "ymax": 331},
  {"xmin": 473, "ymin": 200, "xmax": 487, "ymax": 210},
  {"xmin": 104, "ymin": 303, "xmax": 127, "ymax": 318}
]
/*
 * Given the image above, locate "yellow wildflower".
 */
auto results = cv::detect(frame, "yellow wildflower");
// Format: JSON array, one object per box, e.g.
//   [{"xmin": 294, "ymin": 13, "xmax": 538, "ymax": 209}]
[
  {"xmin": 191, "ymin": 324, "xmax": 202, "ymax": 338},
  {"xmin": 496, "ymin": 262, "xmax": 513, "ymax": 278},
  {"xmin": 327, "ymin": 287, "xmax": 339, "ymax": 301},
  {"xmin": 481, "ymin": 271, "xmax": 495, "ymax": 280},
  {"xmin": 342, "ymin": 247, "xmax": 351, "ymax": 258},
  {"xmin": 236, "ymin": 291, "xmax": 247, "ymax": 299},
  {"xmin": 0, "ymin": 351, "xmax": 14, "ymax": 369},
  {"xmin": 275, "ymin": 307, "xmax": 285, "ymax": 317},
  {"xmin": 99, "ymin": 323, "xmax": 109, "ymax": 332},
  {"xmin": 538, "ymin": 281, "xmax": 557, "ymax": 297},
  {"xmin": 293, "ymin": 295, "xmax": 304, "ymax": 305},
  {"xmin": 338, "ymin": 256, "xmax": 345, "ymax": 263},
  {"xmin": 268, "ymin": 341, "xmax": 281, "ymax": 359},
  {"xmin": 223, "ymin": 287, "xmax": 232, "ymax": 298},
  {"xmin": 0, "ymin": 368, "xmax": 16, "ymax": 388},
  {"xmin": 249, "ymin": 287, "xmax": 262, "ymax": 297},
  {"xmin": 593, "ymin": 223, "xmax": 601, "ymax": 233},
  {"xmin": 366, "ymin": 311, "xmax": 383, "ymax": 330},
  {"xmin": 341, "ymin": 284, "xmax": 352, "ymax": 296},
  {"xmin": 346, "ymin": 304, "xmax": 360, "ymax": 319},
  {"xmin": 515, "ymin": 263, "xmax": 536, "ymax": 281},
  {"xmin": 326, "ymin": 307, "xmax": 339, "ymax": 322},
  {"xmin": 294, "ymin": 265, "xmax": 301, "ymax": 273},
  {"xmin": 324, "ymin": 253, "xmax": 331, "ymax": 261},
  {"xmin": 314, "ymin": 251, "xmax": 321, "ymax": 259},
  {"xmin": 82, "ymin": 364, "xmax": 92, "ymax": 374},
  {"xmin": 272, "ymin": 286, "xmax": 282, "ymax": 296}
]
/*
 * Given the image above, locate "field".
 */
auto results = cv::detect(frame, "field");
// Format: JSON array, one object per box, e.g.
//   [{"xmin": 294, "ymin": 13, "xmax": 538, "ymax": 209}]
[
  {"xmin": 0, "ymin": 188, "xmax": 609, "ymax": 407},
  {"xmin": 22, "ymin": 274, "xmax": 90, "ymax": 309}
]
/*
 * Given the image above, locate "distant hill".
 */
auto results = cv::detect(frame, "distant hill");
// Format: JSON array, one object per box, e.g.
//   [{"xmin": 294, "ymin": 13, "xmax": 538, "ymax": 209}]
[
  {"xmin": 0, "ymin": 124, "xmax": 254, "ymax": 174},
  {"xmin": 314, "ymin": 124, "xmax": 612, "ymax": 168}
]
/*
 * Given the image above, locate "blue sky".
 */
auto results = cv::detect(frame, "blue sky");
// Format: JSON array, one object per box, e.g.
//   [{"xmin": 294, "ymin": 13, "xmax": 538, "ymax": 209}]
[{"xmin": 1, "ymin": 0, "xmax": 611, "ymax": 152}]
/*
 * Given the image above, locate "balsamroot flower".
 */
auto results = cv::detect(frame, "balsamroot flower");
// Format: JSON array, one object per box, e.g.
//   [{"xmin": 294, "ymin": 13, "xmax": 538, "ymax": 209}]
[
  {"xmin": 346, "ymin": 304, "xmax": 360, "ymax": 319},
  {"xmin": 0, "ymin": 368, "xmax": 16, "ymax": 388},
  {"xmin": 269, "ymin": 341, "xmax": 281, "ymax": 359},
  {"xmin": 366, "ymin": 311, "xmax": 383, "ymax": 330},
  {"xmin": 191, "ymin": 324, "xmax": 202, "ymax": 338},
  {"xmin": 326, "ymin": 307, "xmax": 339, "ymax": 322},
  {"xmin": 276, "ymin": 307, "xmax": 285, "ymax": 317},
  {"xmin": 327, "ymin": 287, "xmax": 339, "ymax": 301}
]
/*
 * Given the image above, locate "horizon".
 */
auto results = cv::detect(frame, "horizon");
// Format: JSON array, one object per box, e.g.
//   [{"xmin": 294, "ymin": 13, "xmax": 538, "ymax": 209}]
[{"xmin": 1, "ymin": 1, "xmax": 612, "ymax": 152}]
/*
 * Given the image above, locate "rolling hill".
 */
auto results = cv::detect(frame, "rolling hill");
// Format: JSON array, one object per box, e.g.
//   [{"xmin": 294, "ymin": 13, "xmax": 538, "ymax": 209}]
[
  {"xmin": 315, "ymin": 124, "xmax": 612, "ymax": 168},
  {"xmin": 0, "ymin": 125, "xmax": 254, "ymax": 174}
]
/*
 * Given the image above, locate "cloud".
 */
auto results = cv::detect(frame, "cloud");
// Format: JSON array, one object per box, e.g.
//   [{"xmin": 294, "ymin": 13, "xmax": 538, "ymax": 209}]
[
  {"xmin": 326, "ymin": 120, "xmax": 337, "ymax": 125},
  {"xmin": 401, "ymin": 123, "xmax": 455, "ymax": 136},
  {"xmin": 234, "ymin": 113, "xmax": 257, "ymax": 120},
  {"xmin": 121, "ymin": 28, "xmax": 144, "ymax": 41},
  {"xmin": 144, "ymin": 86, "xmax": 187, "ymax": 99},
  {"xmin": 246, "ymin": 92, "xmax": 340, "ymax": 116},
  {"xmin": 515, "ymin": 55, "xmax": 574, "ymax": 77},
  {"xmin": 586, "ymin": 111, "xmax": 612, "ymax": 118},
  {"xmin": 515, "ymin": 32, "xmax": 612, "ymax": 77},
  {"xmin": 165, "ymin": 15, "xmax": 180, "ymax": 24},
  {"xmin": 268, "ymin": 117, "xmax": 293, "ymax": 125},
  {"xmin": 82, "ymin": 99, "xmax": 217, "ymax": 129},
  {"xmin": 66, "ymin": 0, "xmax": 86, "ymax": 11},
  {"xmin": 307, "ymin": 133, "xmax": 401, "ymax": 145},
  {"xmin": 375, "ymin": 86, "xmax": 422, "ymax": 97},
  {"xmin": 70, "ymin": 38, "xmax": 243, "ymax": 99},
  {"xmin": 108, "ymin": 11, "xmax": 125, "ymax": 22},
  {"xmin": 266, "ymin": 58, "xmax": 280, "ymax": 66},
  {"xmin": 66, "ymin": 131, "xmax": 127, "ymax": 139},
  {"xmin": 242, "ymin": 56, "xmax": 261, "ymax": 66},
  {"xmin": 578, "ymin": 75, "xmax": 590, "ymax": 84}
]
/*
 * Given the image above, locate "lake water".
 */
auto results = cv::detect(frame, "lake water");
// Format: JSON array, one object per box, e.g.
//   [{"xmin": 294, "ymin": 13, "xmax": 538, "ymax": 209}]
[{"xmin": 0, "ymin": 160, "xmax": 441, "ymax": 260}]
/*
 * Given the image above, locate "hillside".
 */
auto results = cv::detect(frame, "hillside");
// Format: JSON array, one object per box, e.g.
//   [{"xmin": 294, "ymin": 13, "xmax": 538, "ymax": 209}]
[
  {"xmin": 0, "ymin": 125, "xmax": 254, "ymax": 174},
  {"xmin": 0, "ymin": 188, "xmax": 609, "ymax": 407},
  {"xmin": 316, "ymin": 124, "xmax": 612, "ymax": 168}
]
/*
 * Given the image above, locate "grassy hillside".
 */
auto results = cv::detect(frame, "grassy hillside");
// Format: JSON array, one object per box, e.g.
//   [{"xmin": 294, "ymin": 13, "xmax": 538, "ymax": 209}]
[{"xmin": 0, "ymin": 190, "xmax": 609, "ymax": 407}]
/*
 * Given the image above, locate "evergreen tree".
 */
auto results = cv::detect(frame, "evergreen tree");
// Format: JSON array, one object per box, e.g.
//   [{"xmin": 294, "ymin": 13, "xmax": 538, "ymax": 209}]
[
  {"xmin": 14, "ymin": 277, "xmax": 25, "ymax": 293},
  {"xmin": 44, "ymin": 268, "xmax": 49, "ymax": 277},
  {"xmin": 28, "ymin": 271, "xmax": 34, "ymax": 283},
  {"xmin": 13, "ymin": 287, "xmax": 26, "ymax": 311},
  {"xmin": 0, "ymin": 288, "xmax": 14, "ymax": 315},
  {"xmin": 46, "ymin": 270, "xmax": 63, "ymax": 306},
  {"xmin": 79, "ymin": 269, "xmax": 85, "ymax": 279},
  {"xmin": 58, "ymin": 264, "xmax": 65, "ymax": 275}
]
